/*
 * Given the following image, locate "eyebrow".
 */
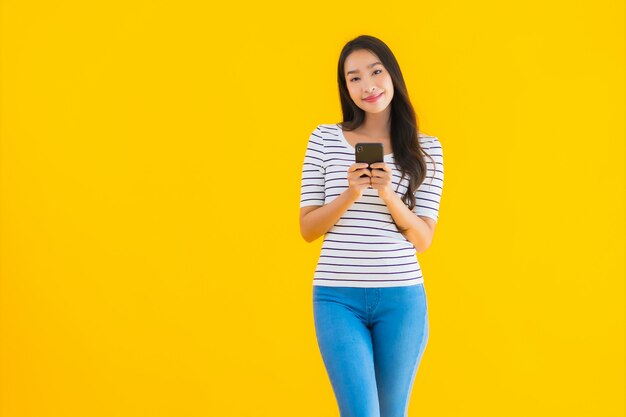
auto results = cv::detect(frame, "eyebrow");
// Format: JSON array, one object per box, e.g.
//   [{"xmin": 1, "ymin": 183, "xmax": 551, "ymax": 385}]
[{"xmin": 346, "ymin": 61, "xmax": 383, "ymax": 76}]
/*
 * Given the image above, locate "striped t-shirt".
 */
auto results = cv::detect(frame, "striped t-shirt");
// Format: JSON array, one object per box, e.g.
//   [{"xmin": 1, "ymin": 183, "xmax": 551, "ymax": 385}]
[{"xmin": 299, "ymin": 123, "xmax": 444, "ymax": 288}]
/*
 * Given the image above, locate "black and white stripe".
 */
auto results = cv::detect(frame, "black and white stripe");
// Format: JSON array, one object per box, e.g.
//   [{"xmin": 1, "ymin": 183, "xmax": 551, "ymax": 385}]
[{"xmin": 300, "ymin": 123, "xmax": 444, "ymax": 288}]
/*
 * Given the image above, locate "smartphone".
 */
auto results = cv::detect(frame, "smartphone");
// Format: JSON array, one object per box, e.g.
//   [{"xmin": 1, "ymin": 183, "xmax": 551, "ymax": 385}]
[{"xmin": 355, "ymin": 143, "xmax": 384, "ymax": 178}]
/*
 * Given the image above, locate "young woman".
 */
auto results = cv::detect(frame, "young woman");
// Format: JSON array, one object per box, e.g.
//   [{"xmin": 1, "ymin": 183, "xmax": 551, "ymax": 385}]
[{"xmin": 299, "ymin": 35, "xmax": 444, "ymax": 417}]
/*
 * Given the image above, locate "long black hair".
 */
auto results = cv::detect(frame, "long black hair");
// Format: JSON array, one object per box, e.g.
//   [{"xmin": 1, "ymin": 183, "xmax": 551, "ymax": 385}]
[{"xmin": 336, "ymin": 34, "xmax": 436, "ymax": 210}]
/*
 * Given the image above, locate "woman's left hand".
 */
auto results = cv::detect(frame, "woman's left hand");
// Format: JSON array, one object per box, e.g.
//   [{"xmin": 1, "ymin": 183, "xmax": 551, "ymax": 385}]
[{"xmin": 369, "ymin": 162, "xmax": 394, "ymax": 201}]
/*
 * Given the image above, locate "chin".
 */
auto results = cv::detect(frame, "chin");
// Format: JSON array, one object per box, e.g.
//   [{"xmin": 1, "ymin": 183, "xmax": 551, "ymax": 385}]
[{"xmin": 364, "ymin": 105, "xmax": 390, "ymax": 114}]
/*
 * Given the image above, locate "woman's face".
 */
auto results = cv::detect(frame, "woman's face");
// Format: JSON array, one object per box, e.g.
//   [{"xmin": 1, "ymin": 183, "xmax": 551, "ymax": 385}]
[{"xmin": 344, "ymin": 49, "xmax": 394, "ymax": 114}]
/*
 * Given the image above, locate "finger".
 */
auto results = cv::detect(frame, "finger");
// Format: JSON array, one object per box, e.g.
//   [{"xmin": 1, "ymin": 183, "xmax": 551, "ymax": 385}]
[
  {"xmin": 371, "ymin": 163, "xmax": 391, "ymax": 172},
  {"xmin": 371, "ymin": 177, "xmax": 389, "ymax": 185},
  {"xmin": 348, "ymin": 168, "xmax": 371, "ymax": 181},
  {"xmin": 350, "ymin": 171, "xmax": 371, "ymax": 181},
  {"xmin": 371, "ymin": 169, "xmax": 388, "ymax": 177},
  {"xmin": 349, "ymin": 163, "xmax": 369, "ymax": 171}
]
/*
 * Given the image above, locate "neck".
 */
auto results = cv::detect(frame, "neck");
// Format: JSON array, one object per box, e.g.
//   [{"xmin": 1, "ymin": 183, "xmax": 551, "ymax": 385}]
[{"xmin": 360, "ymin": 107, "xmax": 392, "ymax": 138}]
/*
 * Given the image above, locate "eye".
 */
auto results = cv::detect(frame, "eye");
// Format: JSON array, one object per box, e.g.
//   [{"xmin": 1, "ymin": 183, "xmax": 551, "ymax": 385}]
[{"xmin": 349, "ymin": 69, "xmax": 383, "ymax": 83}]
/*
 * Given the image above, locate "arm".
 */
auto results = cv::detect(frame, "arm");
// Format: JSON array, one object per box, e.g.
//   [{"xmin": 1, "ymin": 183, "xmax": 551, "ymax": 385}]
[
  {"xmin": 300, "ymin": 161, "xmax": 371, "ymax": 243},
  {"xmin": 370, "ymin": 161, "xmax": 439, "ymax": 253},
  {"xmin": 379, "ymin": 191, "xmax": 437, "ymax": 253},
  {"xmin": 300, "ymin": 188, "xmax": 360, "ymax": 243}
]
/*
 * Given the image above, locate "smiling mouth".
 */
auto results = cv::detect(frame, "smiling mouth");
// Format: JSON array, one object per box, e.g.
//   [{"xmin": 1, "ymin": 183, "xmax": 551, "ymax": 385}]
[{"xmin": 363, "ymin": 92, "xmax": 383, "ymax": 102}]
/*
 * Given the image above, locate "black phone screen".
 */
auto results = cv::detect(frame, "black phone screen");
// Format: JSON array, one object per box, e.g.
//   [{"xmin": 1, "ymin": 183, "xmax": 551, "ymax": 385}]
[{"xmin": 355, "ymin": 143, "xmax": 384, "ymax": 178}]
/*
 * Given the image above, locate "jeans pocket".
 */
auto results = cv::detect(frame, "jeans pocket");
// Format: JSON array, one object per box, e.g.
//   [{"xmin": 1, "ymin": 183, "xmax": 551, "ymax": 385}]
[{"xmin": 421, "ymin": 283, "xmax": 429, "ymax": 312}]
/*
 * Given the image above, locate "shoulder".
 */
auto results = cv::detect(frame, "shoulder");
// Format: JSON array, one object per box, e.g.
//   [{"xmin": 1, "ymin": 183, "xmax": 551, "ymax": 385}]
[
  {"xmin": 418, "ymin": 132, "xmax": 440, "ymax": 146},
  {"xmin": 313, "ymin": 123, "xmax": 342, "ymax": 136},
  {"xmin": 307, "ymin": 123, "xmax": 342, "ymax": 146},
  {"xmin": 418, "ymin": 133, "xmax": 442, "ymax": 156}
]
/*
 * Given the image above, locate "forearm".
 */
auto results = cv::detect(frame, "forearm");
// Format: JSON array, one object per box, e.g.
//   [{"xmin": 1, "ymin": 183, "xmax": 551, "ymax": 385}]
[
  {"xmin": 381, "ymin": 191, "xmax": 433, "ymax": 253},
  {"xmin": 300, "ymin": 189, "xmax": 359, "ymax": 242}
]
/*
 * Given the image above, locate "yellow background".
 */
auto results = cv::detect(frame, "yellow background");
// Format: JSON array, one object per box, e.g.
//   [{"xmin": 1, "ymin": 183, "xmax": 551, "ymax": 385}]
[{"xmin": 1, "ymin": 0, "xmax": 624, "ymax": 416}]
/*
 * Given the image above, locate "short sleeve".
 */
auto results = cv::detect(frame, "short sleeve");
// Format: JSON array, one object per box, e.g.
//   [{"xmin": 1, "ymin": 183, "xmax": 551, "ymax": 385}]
[
  {"xmin": 412, "ymin": 137, "xmax": 444, "ymax": 223},
  {"xmin": 299, "ymin": 126, "xmax": 326, "ymax": 208}
]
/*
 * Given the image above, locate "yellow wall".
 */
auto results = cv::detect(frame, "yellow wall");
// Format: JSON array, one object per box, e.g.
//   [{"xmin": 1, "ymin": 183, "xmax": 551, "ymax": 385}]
[{"xmin": 1, "ymin": 1, "xmax": 623, "ymax": 416}]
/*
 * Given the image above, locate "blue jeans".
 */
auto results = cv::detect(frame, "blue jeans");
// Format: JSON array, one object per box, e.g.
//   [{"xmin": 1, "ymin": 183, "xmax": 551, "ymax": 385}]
[{"xmin": 313, "ymin": 283, "xmax": 430, "ymax": 417}]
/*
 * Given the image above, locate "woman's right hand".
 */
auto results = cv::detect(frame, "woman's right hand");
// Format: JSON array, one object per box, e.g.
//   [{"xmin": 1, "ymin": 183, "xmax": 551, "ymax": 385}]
[{"xmin": 347, "ymin": 163, "xmax": 372, "ymax": 200}]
